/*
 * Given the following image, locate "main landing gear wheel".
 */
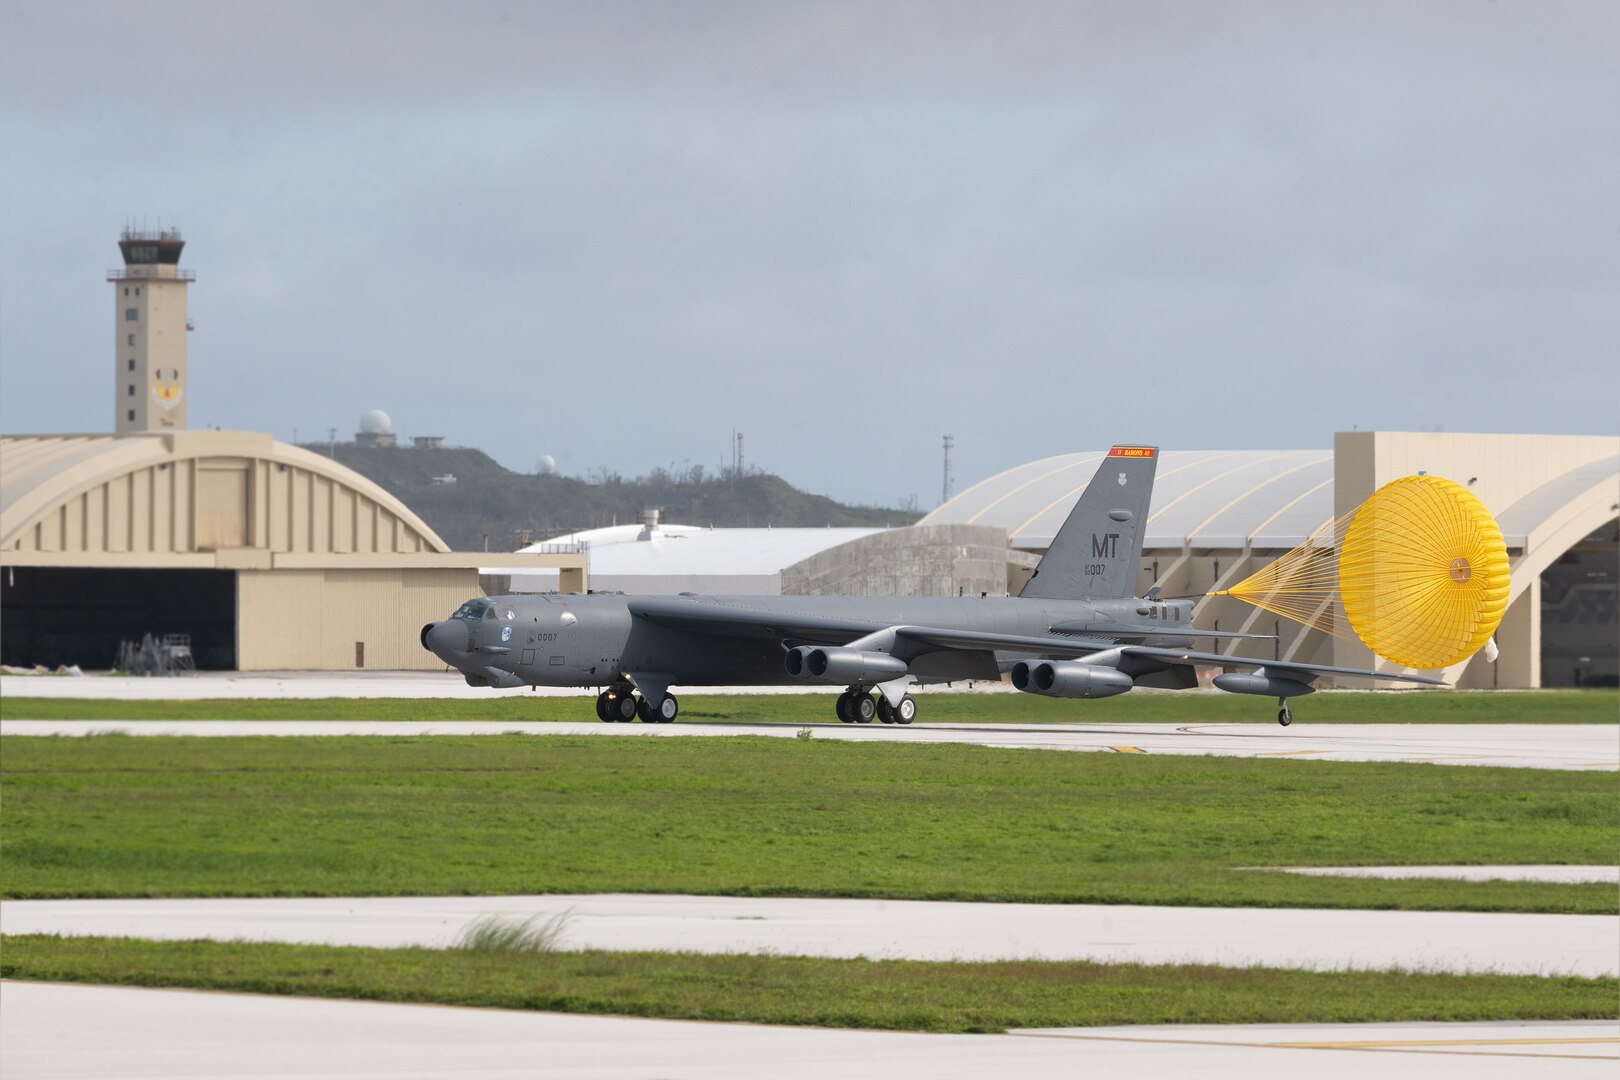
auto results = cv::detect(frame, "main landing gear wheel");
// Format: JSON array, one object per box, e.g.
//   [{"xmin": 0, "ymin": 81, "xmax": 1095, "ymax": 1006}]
[
  {"xmin": 612, "ymin": 693, "xmax": 639, "ymax": 723},
  {"xmin": 852, "ymin": 694, "xmax": 877, "ymax": 723},
  {"xmin": 877, "ymin": 698, "xmax": 895, "ymax": 724},
  {"xmin": 654, "ymin": 695, "xmax": 679, "ymax": 723},
  {"xmin": 835, "ymin": 692, "xmax": 856, "ymax": 723},
  {"xmin": 595, "ymin": 692, "xmax": 613, "ymax": 722},
  {"xmin": 894, "ymin": 695, "xmax": 917, "ymax": 725}
]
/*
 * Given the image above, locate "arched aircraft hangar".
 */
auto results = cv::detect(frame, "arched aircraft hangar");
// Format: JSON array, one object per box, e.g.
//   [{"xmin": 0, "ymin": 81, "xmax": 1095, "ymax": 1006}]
[{"xmin": 0, "ymin": 430, "xmax": 586, "ymax": 671}]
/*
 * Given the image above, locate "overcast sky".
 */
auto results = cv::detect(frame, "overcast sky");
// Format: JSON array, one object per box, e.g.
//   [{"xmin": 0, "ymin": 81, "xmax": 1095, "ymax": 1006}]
[{"xmin": 3, "ymin": 1, "xmax": 1616, "ymax": 507}]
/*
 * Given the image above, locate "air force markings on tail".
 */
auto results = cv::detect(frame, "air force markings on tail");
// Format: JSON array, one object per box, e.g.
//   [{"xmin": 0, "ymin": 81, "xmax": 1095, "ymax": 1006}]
[{"xmin": 423, "ymin": 446, "xmax": 1443, "ymax": 726}]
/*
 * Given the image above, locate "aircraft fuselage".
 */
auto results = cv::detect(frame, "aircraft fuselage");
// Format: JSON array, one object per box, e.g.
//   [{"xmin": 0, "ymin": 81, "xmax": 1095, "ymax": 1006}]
[{"xmin": 423, "ymin": 591, "xmax": 1201, "ymax": 690}]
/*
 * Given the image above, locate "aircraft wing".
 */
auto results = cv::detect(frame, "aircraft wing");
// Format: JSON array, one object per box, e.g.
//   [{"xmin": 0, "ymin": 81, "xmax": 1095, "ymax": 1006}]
[
  {"xmin": 1117, "ymin": 646, "xmax": 1448, "ymax": 686},
  {"xmin": 629, "ymin": 597, "xmax": 1186, "ymax": 657},
  {"xmin": 627, "ymin": 596, "xmax": 885, "ymax": 642}
]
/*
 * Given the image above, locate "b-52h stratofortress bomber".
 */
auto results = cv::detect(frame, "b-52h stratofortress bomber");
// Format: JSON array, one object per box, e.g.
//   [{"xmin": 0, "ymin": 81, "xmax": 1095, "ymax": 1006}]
[{"xmin": 422, "ymin": 445, "xmax": 1442, "ymax": 726}]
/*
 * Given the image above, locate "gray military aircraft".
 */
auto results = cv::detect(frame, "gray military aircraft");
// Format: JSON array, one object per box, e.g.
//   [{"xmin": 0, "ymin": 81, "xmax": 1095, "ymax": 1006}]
[{"xmin": 422, "ymin": 445, "xmax": 1443, "ymax": 726}]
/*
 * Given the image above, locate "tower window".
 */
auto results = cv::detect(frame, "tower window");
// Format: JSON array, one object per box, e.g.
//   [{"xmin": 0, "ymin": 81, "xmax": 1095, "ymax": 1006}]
[
  {"xmin": 125, "ymin": 309, "xmax": 138, "ymax": 321},
  {"xmin": 128, "ymin": 334, "xmax": 135, "ymax": 345},
  {"xmin": 127, "ymin": 410, "xmax": 135, "ymax": 422},
  {"xmin": 123, "ymin": 287, "xmax": 129, "ymax": 296},
  {"xmin": 128, "ymin": 384, "xmax": 135, "ymax": 396},
  {"xmin": 134, "ymin": 287, "xmax": 140, "ymax": 295},
  {"xmin": 128, "ymin": 359, "xmax": 135, "ymax": 371}
]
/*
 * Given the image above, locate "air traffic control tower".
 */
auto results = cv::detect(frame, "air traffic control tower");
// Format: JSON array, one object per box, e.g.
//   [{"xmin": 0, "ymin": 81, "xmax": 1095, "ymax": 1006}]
[{"xmin": 110, "ymin": 228, "xmax": 193, "ymax": 433}]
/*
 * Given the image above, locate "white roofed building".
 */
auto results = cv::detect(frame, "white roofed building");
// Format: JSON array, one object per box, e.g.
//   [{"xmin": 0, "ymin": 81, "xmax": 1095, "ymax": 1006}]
[{"xmin": 490, "ymin": 514, "xmax": 1010, "ymax": 600}]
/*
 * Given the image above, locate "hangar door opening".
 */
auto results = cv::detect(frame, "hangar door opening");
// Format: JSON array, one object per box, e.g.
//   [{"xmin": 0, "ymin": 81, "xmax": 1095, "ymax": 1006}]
[
  {"xmin": 1541, "ymin": 520, "xmax": 1619, "ymax": 688},
  {"xmin": 1, "ymin": 568, "xmax": 237, "ymax": 671}
]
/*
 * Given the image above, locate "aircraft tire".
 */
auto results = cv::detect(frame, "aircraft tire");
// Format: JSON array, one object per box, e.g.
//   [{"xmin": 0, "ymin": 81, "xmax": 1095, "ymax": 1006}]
[
  {"xmin": 613, "ymin": 694, "xmax": 639, "ymax": 722},
  {"xmin": 657, "ymin": 695, "xmax": 679, "ymax": 723},
  {"xmin": 895, "ymin": 695, "xmax": 917, "ymax": 725},
  {"xmin": 595, "ymin": 692, "xmax": 613, "ymax": 722},
  {"xmin": 836, "ymin": 693, "xmax": 855, "ymax": 723},
  {"xmin": 1278, "ymin": 707, "xmax": 1292, "ymax": 727},
  {"xmin": 876, "ymin": 698, "xmax": 895, "ymax": 724},
  {"xmin": 853, "ymin": 694, "xmax": 877, "ymax": 723}
]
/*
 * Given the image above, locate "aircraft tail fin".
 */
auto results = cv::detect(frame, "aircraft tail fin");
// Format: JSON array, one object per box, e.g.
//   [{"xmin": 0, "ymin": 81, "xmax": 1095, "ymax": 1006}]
[{"xmin": 1019, "ymin": 446, "xmax": 1157, "ymax": 601}]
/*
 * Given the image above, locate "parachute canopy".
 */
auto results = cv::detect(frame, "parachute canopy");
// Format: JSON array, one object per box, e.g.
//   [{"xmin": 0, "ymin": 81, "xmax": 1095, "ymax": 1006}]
[
  {"xmin": 1216, "ymin": 475, "xmax": 1509, "ymax": 670},
  {"xmin": 1338, "ymin": 475, "xmax": 1509, "ymax": 669}
]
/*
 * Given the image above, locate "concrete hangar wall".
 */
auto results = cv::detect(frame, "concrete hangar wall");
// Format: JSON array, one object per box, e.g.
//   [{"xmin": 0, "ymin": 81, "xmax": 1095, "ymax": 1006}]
[
  {"xmin": 922, "ymin": 432, "xmax": 1619, "ymax": 689},
  {"xmin": 1, "ymin": 431, "xmax": 586, "ymax": 671}
]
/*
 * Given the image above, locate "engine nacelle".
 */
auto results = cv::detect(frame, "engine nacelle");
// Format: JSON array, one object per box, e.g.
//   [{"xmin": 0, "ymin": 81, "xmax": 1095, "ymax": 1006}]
[
  {"xmin": 1212, "ymin": 673, "xmax": 1316, "ymax": 699},
  {"xmin": 1010, "ymin": 660, "xmax": 1134, "ymax": 699},
  {"xmin": 785, "ymin": 646, "xmax": 909, "ymax": 684}
]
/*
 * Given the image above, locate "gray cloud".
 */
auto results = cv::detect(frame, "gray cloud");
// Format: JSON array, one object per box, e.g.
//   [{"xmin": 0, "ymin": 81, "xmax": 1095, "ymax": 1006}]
[{"xmin": 3, "ymin": 1, "xmax": 1616, "ymax": 506}]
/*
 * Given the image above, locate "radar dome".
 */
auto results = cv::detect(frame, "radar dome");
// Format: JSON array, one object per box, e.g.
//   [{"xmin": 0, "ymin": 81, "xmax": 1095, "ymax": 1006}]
[
  {"xmin": 536, "ymin": 454, "xmax": 558, "ymax": 475},
  {"xmin": 359, "ymin": 409, "xmax": 393, "ymax": 435}
]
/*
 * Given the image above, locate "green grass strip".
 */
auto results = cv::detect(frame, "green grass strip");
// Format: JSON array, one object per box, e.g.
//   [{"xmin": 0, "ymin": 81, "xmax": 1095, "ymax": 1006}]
[
  {"xmin": 4, "ymin": 736, "xmax": 1614, "ymax": 912},
  {"xmin": 2, "ymin": 688, "xmax": 1615, "ymax": 724},
  {"xmin": 4, "ymin": 935, "xmax": 1613, "ymax": 1032}
]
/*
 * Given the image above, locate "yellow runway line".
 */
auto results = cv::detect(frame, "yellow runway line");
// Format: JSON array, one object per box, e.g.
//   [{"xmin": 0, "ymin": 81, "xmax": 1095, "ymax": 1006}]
[{"xmin": 1107, "ymin": 745, "xmax": 1146, "ymax": 754}]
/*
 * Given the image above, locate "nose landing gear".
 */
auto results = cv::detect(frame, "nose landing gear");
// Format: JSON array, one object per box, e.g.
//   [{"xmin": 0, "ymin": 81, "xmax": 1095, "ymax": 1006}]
[{"xmin": 1277, "ymin": 697, "xmax": 1293, "ymax": 727}]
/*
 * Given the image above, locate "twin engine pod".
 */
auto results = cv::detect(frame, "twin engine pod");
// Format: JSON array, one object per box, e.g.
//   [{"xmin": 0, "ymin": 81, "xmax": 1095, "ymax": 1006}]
[
  {"xmin": 1010, "ymin": 660, "xmax": 1134, "ymax": 699},
  {"xmin": 784, "ymin": 646, "xmax": 909, "ymax": 685}
]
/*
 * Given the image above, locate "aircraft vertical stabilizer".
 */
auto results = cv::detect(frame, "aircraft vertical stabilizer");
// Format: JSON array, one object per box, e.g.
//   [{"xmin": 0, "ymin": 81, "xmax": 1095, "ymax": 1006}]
[{"xmin": 1019, "ymin": 446, "xmax": 1158, "ymax": 601}]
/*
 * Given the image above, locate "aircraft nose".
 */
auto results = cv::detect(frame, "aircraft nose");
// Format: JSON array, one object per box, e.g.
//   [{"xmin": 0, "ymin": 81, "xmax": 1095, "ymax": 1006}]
[{"xmin": 422, "ymin": 619, "xmax": 471, "ymax": 660}]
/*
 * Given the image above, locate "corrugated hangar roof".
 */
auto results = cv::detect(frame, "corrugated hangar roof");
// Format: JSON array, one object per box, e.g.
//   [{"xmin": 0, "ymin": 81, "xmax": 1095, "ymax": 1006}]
[
  {"xmin": 1, "ymin": 431, "xmax": 454, "ymax": 561},
  {"xmin": 920, "ymin": 450, "xmax": 1336, "ymax": 551},
  {"xmin": 509, "ymin": 523, "xmax": 888, "ymax": 577}
]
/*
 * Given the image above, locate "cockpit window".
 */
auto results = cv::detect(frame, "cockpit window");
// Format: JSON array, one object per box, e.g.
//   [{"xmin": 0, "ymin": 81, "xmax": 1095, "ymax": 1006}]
[{"xmin": 451, "ymin": 599, "xmax": 492, "ymax": 621}]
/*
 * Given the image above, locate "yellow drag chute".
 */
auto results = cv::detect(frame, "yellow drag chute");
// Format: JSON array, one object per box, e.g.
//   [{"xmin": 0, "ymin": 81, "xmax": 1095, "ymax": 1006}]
[
  {"xmin": 1338, "ymin": 475, "xmax": 1509, "ymax": 668},
  {"xmin": 1214, "ymin": 475, "xmax": 1509, "ymax": 670}
]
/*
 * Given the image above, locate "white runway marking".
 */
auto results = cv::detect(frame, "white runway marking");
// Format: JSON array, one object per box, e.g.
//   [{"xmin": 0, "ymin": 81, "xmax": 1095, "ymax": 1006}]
[
  {"xmin": 1, "ymin": 984, "xmax": 1613, "ymax": 1080},
  {"xmin": 3, "ymin": 717, "xmax": 1614, "ymax": 770},
  {"xmin": 5, "ymin": 893, "xmax": 1613, "ymax": 976}
]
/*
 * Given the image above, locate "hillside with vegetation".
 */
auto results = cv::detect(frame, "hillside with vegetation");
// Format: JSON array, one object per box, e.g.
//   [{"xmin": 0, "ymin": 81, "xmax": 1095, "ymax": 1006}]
[{"xmin": 308, "ymin": 444, "xmax": 920, "ymax": 552}]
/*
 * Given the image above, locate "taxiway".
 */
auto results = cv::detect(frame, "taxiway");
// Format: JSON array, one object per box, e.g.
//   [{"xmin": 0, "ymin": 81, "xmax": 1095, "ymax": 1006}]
[
  {"xmin": 4, "ymin": 893, "xmax": 1613, "ymax": 976},
  {"xmin": 3, "ymin": 716, "xmax": 1613, "ymax": 770},
  {"xmin": 2, "ymin": 983, "xmax": 1613, "ymax": 1080}
]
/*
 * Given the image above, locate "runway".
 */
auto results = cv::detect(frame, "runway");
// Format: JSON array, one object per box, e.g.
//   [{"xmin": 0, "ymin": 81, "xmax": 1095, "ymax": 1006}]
[
  {"xmin": 5, "ymin": 893, "xmax": 1614, "ymax": 976},
  {"xmin": 3, "ymin": 716, "xmax": 1613, "ymax": 770},
  {"xmin": 2, "ymin": 983, "xmax": 1613, "ymax": 1079}
]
